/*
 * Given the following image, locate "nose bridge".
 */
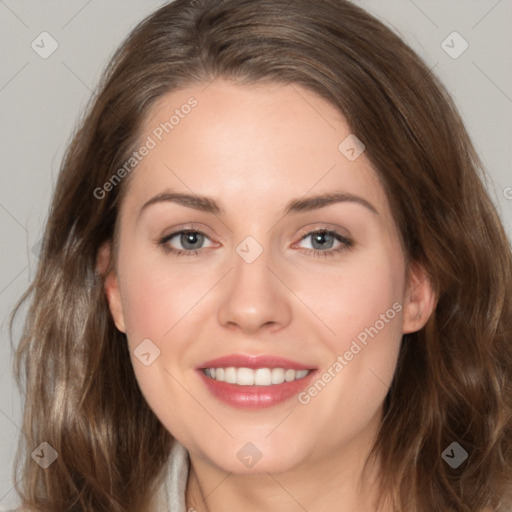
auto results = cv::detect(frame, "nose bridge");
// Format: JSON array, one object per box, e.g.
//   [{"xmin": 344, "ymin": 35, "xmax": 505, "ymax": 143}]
[
  {"xmin": 233, "ymin": 235, "xmax": 272, "ymax": 289},
  {"xmin": 216, "ymin": 234, "xmax": 292, "ymax": 333}
]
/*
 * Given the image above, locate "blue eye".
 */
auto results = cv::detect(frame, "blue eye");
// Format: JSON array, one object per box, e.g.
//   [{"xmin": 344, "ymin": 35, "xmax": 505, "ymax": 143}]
[
  {"xmin": 158, "ymin": 230, "xmax": 213, "ymax": 256},
  {"xmin": 296, "ymin": 229, "xmax": 353, "ymax": 257},
  {"xmin": 157, "ymin": 228, "xmax": 353, "ymax": 257}
]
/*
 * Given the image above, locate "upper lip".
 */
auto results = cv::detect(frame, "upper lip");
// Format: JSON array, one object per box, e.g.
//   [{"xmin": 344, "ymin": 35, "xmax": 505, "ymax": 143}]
[{"xmin": 198, "ymin": 354, "xmax": 316, "ymax": 371}]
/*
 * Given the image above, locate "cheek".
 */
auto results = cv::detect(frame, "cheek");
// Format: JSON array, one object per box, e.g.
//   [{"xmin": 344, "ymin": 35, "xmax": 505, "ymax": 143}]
[
  {"xmin": 119, "ymin": 256, "xmax": 211, "ymax": 347},
  {"xmin": 317, "ymin": 252, "xmax": 403, "ymax": 387},
  {"xmin": 295, "ymin": 251, "xmax": 404, "ymax": 409},
  {"xmin": 292, "ymin": 254, "xmax": 405, "ymax": 440},
  {"xmin": 116, "ymin": 257, "xmax": 212, "ymax": 431},
  {"xmin": 297, "ymin": 251, "xmax": 404, "ymax": 352}
]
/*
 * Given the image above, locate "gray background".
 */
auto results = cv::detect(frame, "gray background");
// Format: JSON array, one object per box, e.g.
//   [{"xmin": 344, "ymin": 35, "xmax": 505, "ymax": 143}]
[{"xmin": 0, "ymin": 1, "xmax": 511, "ymax": 508}]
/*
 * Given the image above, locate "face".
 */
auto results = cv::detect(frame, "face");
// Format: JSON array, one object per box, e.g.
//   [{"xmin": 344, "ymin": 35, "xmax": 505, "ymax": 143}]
[{"xmin": 101, "ymin": 78, "xmax": 435, "ymax": 476}]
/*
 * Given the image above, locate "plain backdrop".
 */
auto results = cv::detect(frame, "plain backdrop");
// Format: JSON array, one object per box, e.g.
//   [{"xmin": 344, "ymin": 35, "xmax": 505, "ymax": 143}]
[{"xmin": 0, "ymin": 0, "xmax": 511, "ymax": 508}]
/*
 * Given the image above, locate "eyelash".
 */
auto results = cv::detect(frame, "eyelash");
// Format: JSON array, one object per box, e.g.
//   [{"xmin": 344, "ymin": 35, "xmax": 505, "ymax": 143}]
[{"xmin": 156, "ymin": 227, "xmax": 353, "ymax": 258}]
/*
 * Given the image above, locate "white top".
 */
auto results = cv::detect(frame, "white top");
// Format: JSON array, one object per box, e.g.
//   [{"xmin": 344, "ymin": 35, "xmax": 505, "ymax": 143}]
[{"xmin": 155, "ymin": 437, "xmax": 190, "ymax": 512}]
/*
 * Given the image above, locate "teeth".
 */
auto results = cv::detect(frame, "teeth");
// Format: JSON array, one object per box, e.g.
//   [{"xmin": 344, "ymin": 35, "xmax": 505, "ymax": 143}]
[
  {"xmin": 271, "ymin": 368, "xmax": 285, "ymax": 384},
  {"xmin": 203, "ymin": 367, "xmax": 311, "ymax": 386},
  {"xmin": 238, "ymin": 367, "xmax": 255, "ymax": 385},
  {"xmin": 285, "ymin": 369, "xmax": 296, "ymax": 382},
  {"xmin": 225, "ymin": 367, "xmax": 237, "ymax": 384}
]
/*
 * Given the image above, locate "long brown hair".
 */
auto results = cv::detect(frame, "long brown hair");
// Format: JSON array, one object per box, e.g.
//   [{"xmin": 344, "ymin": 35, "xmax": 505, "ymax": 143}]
[{"xmin": 9, "ymin": 0, "xmax": 512, "ymax": 510}]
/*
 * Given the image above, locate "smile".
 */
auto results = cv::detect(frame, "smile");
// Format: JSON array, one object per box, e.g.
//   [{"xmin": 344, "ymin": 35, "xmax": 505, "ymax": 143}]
[{"xmin": 196, "ymin": 354, "xmax": 318, "ymax": 409}]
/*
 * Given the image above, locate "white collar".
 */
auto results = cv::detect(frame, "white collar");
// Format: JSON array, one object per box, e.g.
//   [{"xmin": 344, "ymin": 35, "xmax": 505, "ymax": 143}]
[{"xmin": 157, "ymin": 437, "xmax": 190, "ymax": 512}]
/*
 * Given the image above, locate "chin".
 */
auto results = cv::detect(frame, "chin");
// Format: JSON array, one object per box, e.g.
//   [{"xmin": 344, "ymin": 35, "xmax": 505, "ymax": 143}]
[{"xmin": 202, "ymin": 441, "xmax": 309, "ymax": 475}]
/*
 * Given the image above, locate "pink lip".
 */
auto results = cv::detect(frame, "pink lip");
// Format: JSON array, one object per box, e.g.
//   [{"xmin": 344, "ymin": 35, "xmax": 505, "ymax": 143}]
[
  {"xmin": 196, "ymin": 354, "xmax": 317, "ymax": 409},
  {"xmin": 197, "ymin": 354, "xmax": 315, "ymax": 371}
]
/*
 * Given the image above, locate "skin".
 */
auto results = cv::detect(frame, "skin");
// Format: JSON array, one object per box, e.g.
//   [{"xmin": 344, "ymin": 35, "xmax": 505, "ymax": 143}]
[{"xmin": 99, "ymin": 78, "xmax": 436, "ymax": 511}]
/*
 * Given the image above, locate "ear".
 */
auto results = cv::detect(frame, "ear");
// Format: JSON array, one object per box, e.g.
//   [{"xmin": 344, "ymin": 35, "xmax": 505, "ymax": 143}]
[
  {"xmin": 96, "ymin": 241, "xmax": 126, "ymax": 333},
  {"xmin": 402, "ymin": 261, "xmax": 437, "ymax": 334}
]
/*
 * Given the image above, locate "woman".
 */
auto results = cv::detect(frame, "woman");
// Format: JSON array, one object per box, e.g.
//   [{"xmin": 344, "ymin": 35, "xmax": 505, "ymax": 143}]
[{"xmin": 9, "ymin": 0, "xmax": 512, "ymax": 510}]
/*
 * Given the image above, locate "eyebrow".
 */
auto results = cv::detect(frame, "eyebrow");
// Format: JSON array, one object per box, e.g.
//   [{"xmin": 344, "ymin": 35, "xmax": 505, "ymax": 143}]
[{"xmin": 138, "ymin": 190, "xmax": 379, "ymax": 218}]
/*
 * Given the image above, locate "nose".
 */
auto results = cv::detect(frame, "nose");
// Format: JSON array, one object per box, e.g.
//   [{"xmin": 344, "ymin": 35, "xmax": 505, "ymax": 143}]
[{"xmin": 216, "ymin": 244, "xmax": 292, "ymax": 335}]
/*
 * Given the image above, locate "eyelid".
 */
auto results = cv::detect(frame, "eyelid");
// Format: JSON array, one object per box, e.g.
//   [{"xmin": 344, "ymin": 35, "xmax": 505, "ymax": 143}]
[
  {"xmin": 293, "ymin": 223, "xmax": 352, "ymax": 242},
  {"xmin": 159, "ymin": 222, "xmax": 215, "ymax": 240}
]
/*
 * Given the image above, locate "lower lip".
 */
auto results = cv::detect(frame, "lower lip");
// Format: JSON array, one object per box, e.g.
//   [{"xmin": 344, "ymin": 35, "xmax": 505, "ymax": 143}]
[{"xmin": 197, "ymin": 369, "xmax": 317, "ymax": 409}]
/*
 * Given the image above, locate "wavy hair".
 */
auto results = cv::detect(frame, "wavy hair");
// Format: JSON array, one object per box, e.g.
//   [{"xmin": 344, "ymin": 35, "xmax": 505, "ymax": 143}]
[{"xmin": 9, "ymin": 0, "xmax": 512, "ymax": 510}]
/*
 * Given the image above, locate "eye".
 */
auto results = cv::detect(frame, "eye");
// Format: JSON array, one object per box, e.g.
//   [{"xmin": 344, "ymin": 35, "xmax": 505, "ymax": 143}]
[
  {"xmin": 157, "ymin": 229, "xmax": 214, "ymax": 256},
  {"xmin": 295, "ymin": 229, "xmax": 353, "ymax": 257}
]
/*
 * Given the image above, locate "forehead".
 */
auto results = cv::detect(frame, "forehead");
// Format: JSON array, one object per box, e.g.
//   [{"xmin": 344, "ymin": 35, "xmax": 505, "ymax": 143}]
[{"xmin": 121, "ymin": 78, "xmax": 390, "ymax": 221}]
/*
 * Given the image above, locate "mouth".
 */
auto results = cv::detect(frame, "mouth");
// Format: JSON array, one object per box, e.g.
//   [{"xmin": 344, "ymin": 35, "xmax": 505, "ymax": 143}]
[{"xmin": 196, "ymin": 354, "xmax": 317, "ymax": 409}]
